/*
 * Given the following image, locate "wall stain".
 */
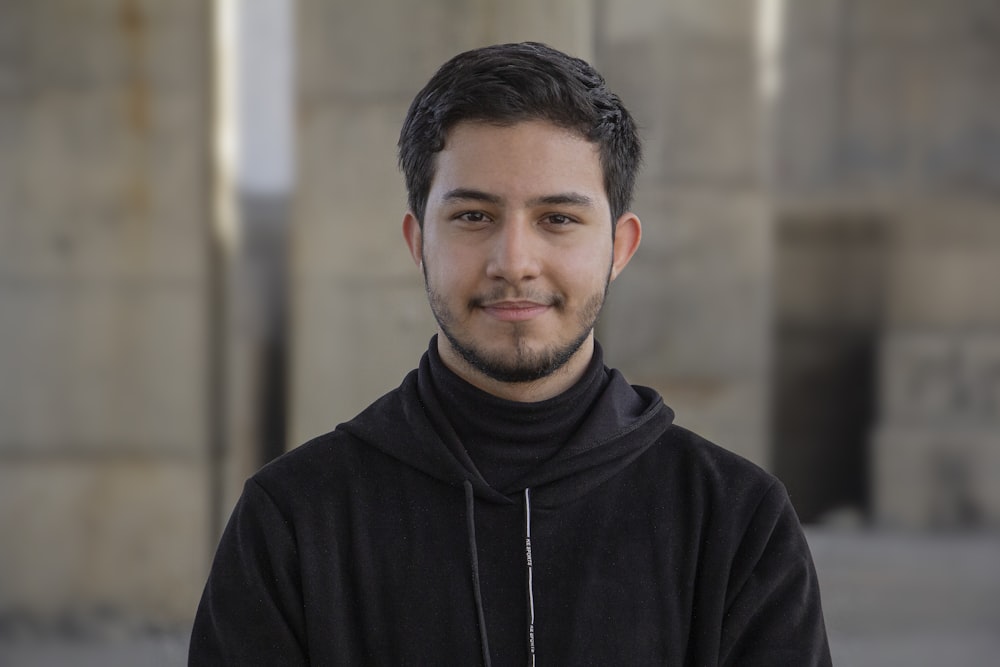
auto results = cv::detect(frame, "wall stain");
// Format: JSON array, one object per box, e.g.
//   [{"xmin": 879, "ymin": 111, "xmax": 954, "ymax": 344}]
[
  {"xmin": 119, "ymin": 0, "xmax": 150, "ymax": 219},
  {"xmin": 120, "ymin": 0, "xmax": 149, "ymax": 134}
]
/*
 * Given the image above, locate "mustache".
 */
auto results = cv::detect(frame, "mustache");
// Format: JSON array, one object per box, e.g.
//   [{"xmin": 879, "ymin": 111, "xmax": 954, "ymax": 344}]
[{"xmin": 469, "ymin": 289, "xmax": 565, "ymax": 309}]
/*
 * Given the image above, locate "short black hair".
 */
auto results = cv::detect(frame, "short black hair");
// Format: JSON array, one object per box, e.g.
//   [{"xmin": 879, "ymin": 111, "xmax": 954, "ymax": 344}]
[{"xmin": 398, "ymin": 42, "xmax": 641, "ymax": 225}]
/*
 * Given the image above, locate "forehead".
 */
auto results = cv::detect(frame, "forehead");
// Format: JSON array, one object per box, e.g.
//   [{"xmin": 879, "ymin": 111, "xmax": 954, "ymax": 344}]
[{"xmin": 429, "ymin": 120, "xmax": 606, "ymax": 204}]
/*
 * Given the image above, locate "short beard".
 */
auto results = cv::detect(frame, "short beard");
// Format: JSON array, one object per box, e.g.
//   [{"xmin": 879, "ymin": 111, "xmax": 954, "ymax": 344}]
[{"xmin": 424, "ymin": 265, "xmax": 610, "ymax": 384}]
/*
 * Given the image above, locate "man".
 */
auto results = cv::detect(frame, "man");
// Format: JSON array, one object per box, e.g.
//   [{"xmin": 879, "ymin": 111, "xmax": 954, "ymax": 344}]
[{"xmin": 190, "ymin": 42, "xmax": 831, "ymax": 665}]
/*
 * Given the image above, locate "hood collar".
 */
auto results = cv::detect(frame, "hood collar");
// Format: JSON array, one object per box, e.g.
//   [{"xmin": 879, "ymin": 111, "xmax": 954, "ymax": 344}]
[{"xmin": 337, "ymin": 346, "xmax": 674, "ymax": 508}]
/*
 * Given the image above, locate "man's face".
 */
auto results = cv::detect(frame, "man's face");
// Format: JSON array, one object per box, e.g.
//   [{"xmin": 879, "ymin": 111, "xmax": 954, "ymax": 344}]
[{"xmin": 404, "ymin": 120, "xmax": 639, "ymax": 386}]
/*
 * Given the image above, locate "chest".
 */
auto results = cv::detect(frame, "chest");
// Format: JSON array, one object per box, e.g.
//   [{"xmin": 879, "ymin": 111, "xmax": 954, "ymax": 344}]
[{"xmin": 296, "ymin": 476, "xmax": 708, "ymax": 665}]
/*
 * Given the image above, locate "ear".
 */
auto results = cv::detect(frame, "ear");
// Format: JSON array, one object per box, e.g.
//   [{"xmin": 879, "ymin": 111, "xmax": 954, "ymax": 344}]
[
  {"xmin": 609, "ymin": 212, "xmax": 641, "ymax": 282},
  {"xmin": 402, "ymin": 211, "xmax": 423, "ymax": 268}
]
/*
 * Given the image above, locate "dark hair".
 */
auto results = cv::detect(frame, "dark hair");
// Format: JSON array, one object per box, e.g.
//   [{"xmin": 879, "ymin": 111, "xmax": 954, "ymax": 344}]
[{"xmin": 398, "ymin": 42, "xmax": 641, "ymax": 225}]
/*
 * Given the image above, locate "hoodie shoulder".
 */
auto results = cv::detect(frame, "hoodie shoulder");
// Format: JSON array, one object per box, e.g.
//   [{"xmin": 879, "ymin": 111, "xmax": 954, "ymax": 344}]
[
  {"xmin": 250, "ymin": 423, "xmax": 376, "ymax": 501},
  {"xmin": 646, "ymin": 423, "xmax": 785, "ymax": 520},
  {"xmin": 662, "ymin": 423, "xmax": 774, "ymax": 481},
  {"xmin": 253, "ymin": 367, "xmax": 419, "ymax": 478},
  {"xmin": 249, "ymin": 366, "xmax": 474, "ymax": 506}
]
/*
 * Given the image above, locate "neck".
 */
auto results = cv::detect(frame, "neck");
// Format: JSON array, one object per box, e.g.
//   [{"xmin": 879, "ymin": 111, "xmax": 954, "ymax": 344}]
[{"xmin": 436, "ymin": 333, "xmax": 595, "ymax": 403}]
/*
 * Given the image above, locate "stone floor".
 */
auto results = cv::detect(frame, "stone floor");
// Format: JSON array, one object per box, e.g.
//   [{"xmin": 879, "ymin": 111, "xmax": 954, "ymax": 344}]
[
  {"xmin": 808, "ymin": 529, "xmax": 1000, "ymax": 667},
  {"xmin": 2, "ymin": 529, "xmax": 998, "ymax": 666}
]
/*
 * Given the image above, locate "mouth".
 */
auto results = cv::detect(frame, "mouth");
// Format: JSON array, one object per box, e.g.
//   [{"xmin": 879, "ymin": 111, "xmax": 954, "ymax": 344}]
[{"xmin": 479, "ymin": 300, "xmax": 551, "ymax": 322}]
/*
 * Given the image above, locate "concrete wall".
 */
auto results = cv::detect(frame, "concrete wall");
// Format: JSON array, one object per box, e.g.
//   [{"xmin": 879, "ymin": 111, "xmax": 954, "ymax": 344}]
[
  {"xmin": 597, "ymin": 0, "xmax": 773, "ymax": 465},
  {"xmin": 775, "ymin": 0, "xmax": 1000, "ymax": 526},
  {"xmin": 874, "ymin": 202, "xmax": 1000, "ymax": 529},
  {"xmin": 0, "ymin": 1, "xmax": 212, "ymax": 625}
]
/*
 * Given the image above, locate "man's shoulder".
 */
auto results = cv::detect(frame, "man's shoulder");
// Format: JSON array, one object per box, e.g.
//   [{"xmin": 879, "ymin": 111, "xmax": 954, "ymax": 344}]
[
  {"xmin": 651, "ymin": 421, "xmax": 781, "ymax": 498},
  {"xmin": 249, "ymin": 406, "xmax": 411, "ymax": 508},
  {"xmin": 252, "ymin": 374, "xmax": 419, "ymax": 490},
  {"xmin": 637, "ymin": 422, "xmax": 800, "ymax": 550}
]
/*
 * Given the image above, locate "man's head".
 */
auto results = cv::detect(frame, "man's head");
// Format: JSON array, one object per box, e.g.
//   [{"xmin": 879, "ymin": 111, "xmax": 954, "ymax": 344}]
[
  {"xmin": 400, "ymin": 44, "xmax": 643, "ymax": 401},
  {"xmin": 398, "ymin": 42, "xmax": 641, "ymax": 226}
]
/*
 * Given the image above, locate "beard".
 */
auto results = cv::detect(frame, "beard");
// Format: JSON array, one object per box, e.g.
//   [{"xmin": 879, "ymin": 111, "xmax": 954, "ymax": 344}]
[{"xmin": 423, "ymin": 264, "xmax": 611, "ymax": 384}]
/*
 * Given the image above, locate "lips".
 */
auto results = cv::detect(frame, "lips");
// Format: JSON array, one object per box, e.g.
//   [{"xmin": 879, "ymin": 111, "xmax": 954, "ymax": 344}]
[{"xmin": 480, "ymin": 300, "xmax": 551, "ymax": 322}]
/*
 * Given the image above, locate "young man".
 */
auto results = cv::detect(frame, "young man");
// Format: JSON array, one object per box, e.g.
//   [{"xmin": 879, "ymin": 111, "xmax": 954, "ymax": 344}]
[{"xmin": 190, "ymin": 42, "xmax": 831, "ymax": 666}]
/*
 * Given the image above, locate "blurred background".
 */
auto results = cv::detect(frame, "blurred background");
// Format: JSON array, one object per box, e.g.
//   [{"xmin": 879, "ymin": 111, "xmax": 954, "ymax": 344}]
[{"xmin": 1, "ymin": 0, "xmax": 998, "ymax": 665}]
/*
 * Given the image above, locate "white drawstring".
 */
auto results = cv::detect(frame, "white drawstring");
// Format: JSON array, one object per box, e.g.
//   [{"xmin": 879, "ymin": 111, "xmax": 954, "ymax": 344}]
[{"xmin": 525, "ymin": 488, "xmax": 536, "ymax": 666}]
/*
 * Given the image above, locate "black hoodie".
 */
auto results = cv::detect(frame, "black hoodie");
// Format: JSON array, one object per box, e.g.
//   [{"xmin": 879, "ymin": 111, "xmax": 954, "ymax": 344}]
[{"xmin": 190, "ymin": 343, "xmax": 831, "ymax": 666}]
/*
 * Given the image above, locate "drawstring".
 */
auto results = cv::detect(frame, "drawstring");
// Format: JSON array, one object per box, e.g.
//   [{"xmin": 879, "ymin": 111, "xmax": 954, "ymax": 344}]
[
  {"xmin": 464, "ymin": 480, "xmax": 493, "ymax": 667},
  {"xmin": 524, "ymin": 488, "xmax": 537, "ymax": 667},
  {"xmin": 464, "ymin": 482, "xmax": 538, "ymax": 667}
]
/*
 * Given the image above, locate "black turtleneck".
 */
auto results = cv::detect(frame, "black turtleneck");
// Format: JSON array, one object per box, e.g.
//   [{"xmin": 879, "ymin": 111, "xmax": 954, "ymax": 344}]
[{"xmin": 424, "ymin": 337, "xmax": 611, "ymax": 494}]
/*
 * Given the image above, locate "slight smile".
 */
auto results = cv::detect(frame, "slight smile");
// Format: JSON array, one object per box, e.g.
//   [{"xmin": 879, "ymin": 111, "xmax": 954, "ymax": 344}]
[{"xmin": 481, "ymin": 301, "xmax": 551, "ymax": 322}]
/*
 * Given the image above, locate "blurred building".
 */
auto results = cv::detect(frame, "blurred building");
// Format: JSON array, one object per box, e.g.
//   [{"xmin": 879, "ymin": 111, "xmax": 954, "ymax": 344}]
[{"xmin": 1, "ymin": 0, "xmax": 998, "ymax": 637}]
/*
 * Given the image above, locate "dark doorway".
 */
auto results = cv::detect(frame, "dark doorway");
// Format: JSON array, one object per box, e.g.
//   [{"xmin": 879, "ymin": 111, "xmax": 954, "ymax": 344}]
[{"xmin": 773, "ymin": 212, "xmax": 888, "ymax": 523}]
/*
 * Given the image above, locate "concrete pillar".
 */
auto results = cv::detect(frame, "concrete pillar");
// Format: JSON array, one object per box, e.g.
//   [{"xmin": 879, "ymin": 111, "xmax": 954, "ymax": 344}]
[
  {"xmin": 775, "ymin": 0, "xmax": 1000, "ymax": 527},
  {"xmin": 874, "ymin": 203, "xmax": 1000, "ymax": 529},
  {"xmin": 0, "ymin": 1, "xmax": 212, "ymax": 625},
  {"xmin": 838, "ymin": 0, "xmax": 1000, "ymax": 529},
  {"xmin": 596, "ymin": 0, "xmax": 774, "ymax": 466}
]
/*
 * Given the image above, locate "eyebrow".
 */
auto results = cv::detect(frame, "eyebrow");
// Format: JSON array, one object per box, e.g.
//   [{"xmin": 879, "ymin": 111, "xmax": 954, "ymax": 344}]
[
  {"xmin": 441, "ymin": 188, "xmax": 502, "ymax": 205},
  {"xmin": 527, "ymin": 193, "xmax": 596, "ymax": 208},
  {"xmin": 440, "ymin": 188, "xmax": 596, "ymax": 208}
]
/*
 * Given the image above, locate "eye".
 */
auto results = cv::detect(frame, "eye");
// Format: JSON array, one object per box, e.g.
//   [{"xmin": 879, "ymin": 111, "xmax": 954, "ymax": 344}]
[
  {"xmin": 543, "ymin": 213, "xmax": 576, "ymax": 227},
  {"xmin": 455, "ymin": 211, "xmax": 491, "ymax": 224}
]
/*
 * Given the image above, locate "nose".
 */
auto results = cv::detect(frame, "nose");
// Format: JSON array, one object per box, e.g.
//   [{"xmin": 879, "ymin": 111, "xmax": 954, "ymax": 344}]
[{"xmin": 485, "ymin": 218, "xmax": 541, "ymax": 283}]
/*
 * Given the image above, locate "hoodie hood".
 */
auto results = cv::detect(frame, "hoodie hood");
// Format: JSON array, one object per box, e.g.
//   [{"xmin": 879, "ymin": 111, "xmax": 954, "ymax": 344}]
[{"xmin": 337, "ymin": 347, "xmax": 674, "ymax": 509}]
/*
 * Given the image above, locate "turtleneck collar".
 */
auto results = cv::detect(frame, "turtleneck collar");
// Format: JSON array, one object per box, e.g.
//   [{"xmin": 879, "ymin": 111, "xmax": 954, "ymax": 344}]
[{"xmin": 424, "ymin": 336, "xmax": 611, "ymax": 493}]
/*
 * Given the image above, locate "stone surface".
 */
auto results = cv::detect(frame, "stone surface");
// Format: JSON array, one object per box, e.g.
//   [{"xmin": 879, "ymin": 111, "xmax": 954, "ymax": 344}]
[
  {"xmin": 776, "ymin": 212, "xmax": 888, "ymax": 330},
  {"xmin": 4, "ymin": 91, "xmax": 207, "ymax": 282},
  {"xmin": 873, "ymin": 327, "xmax": 1000, "ymax": 532},
  {"xmin": 299, "ymin": 0, "xmax": 593, "ymax": 100},
  {"xmin": 0, "ymin": 0, "xmax": 212, "ymax": 457},
  {"xmin": 883, "ymin": 201, "xmax": 1000, "ymax": 328},
  {"xmin": 872, "ymin": 198, "xmax": 1000, "ymax": 529},
  {"xmin": 293, "ymin": 102, "xmax": 413, "ymax": 280},
  {"xmin": 0, "ymin": 460, "xmax": 209, "ymax": 624},
  {"xmin": 604, "ymin": 190, "xmax": 770, "ymax": 375},
  {"xmin": 0, "ymin": 0, "xmax": 214, "ymax": 628},
  {"xmin": 289, "ymin": 276, "xmax": 435, "ymax": 444},
  {"xmin": 0, "ymin": 280, "xmax": 206, "ymax": 455},
  {"xmin": 599, "ymin": 189, "xmax": 772, "ymax": 466},
  {"xmin": 595, "ymin": 1, "xmax": 772, "ymax": 466},
  {"xmin": 779, "ymin": 0, "xmax": 1000, "ymax": 193},
  {"xmin": 775, "ymin": 0, "xmax": 1000, "ymax": 527},
  {"xmin": 809, "ymin": 529, "xmax": 1000, "ymax": 667},
  {"xmin": 879, "ymin": 331, "xmax": 1000, "ymax": 423},
  {"xmin": 873, "ymin": 424, "xmax": 1000, "ymax": 529}
]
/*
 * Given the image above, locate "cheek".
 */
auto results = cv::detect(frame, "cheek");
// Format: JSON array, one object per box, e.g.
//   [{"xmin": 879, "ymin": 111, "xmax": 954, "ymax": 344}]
[
  {"xmin": 556, "ymin": 246, "xmax": 613, "ymax": 283},
  {"xmin": 426, "ymin": 254, "xmax": 475, "ymax": 293}
]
